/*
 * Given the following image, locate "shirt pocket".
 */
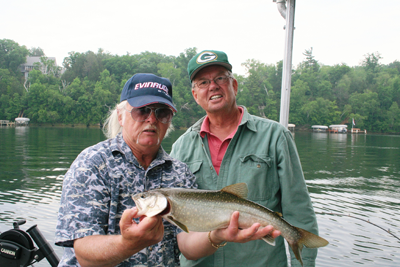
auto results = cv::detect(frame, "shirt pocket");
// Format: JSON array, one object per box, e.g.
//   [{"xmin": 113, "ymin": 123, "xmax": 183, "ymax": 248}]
[
  {"xmin": 186, "ymin": 160, "xmax": 204, "ymax": 185},
  {"xmin": 186, "ymin": 160, "xmax": 215, "ymax": 189},
  {"xmin": 239, "ymin": 154, "xmax": 275, "ymax": 201},
  {"xmin": 187, "ymin": 160, "xmax": 202, "ymax": 175}
]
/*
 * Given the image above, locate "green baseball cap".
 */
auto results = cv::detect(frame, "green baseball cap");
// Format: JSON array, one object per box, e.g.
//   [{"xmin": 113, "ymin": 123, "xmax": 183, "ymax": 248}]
[{"xmin": 187, "ymin": 50, "xmax": 232, "ymax": 81}]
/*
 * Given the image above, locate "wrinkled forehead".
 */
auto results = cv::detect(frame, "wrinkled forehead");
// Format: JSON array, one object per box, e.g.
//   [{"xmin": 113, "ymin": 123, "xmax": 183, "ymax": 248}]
[{"xmin": 193, "ymin": 65, "xmax": 230, "ymax": 81}]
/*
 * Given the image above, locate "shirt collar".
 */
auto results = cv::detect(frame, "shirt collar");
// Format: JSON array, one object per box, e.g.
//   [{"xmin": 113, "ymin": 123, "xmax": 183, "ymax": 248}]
[
  {"xmin": 110, "ymin": 133, "xmax": 131, "ymax": 155},
  {"xmin": 190, "ymin": 105, "xmax": 257, "ymax": 134},
  {"xmin": 199, "ymin": 106, "xmax": 246, "ymax": 138},
  {"xmin": 199, "ymin": 116, "xmax": 211, "ymax": 138},
  {"xmin": 239, "ymin": 106, "xmax": 257, "ymax": 132}
]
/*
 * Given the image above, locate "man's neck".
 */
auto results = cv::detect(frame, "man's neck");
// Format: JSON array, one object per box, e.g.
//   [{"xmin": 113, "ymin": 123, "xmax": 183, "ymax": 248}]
[
  {"xmin": 133, "ymin": 149, "xmax": 158, "ymax": 170},
  {"xmin": 124, "ymin": 135, "xmax": 159, "ymax": 170},
  {"xmin": 207, "ymin": 106, "xmax": 241, "ymax": 141}
]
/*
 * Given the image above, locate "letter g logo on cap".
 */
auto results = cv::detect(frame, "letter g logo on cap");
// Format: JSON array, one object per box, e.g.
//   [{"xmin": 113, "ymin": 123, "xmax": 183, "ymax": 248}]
[{"xmin": 197, "ymin": 52, "xmax": 217, "ymax": 64}]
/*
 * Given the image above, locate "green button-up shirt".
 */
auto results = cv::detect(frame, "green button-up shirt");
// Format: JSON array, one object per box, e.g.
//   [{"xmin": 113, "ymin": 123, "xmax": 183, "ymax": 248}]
[{"xmin": 170, "ymin": 106, "xmax": 319, "ymax": 267}]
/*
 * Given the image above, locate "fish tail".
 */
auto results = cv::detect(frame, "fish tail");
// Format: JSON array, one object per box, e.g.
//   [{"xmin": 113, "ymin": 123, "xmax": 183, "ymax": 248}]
[{"xmin": 287, "ymin": 227, "xmax": 329, "ymax": 267}]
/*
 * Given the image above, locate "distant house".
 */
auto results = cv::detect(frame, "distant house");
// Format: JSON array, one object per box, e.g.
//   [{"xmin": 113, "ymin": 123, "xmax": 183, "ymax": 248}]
[{"xmin": 19, "ymin": 56, "xmax": 59, "ymax": 79}]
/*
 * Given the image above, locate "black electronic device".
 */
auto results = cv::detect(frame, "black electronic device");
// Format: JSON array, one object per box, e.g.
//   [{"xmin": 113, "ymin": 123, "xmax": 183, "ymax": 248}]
[{"xmin": 0, "ymin": 219, "xmax": 59, "ymax": 267}]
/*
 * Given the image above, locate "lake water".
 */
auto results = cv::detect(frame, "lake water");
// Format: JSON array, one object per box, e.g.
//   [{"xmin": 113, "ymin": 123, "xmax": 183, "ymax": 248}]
[{"xmin": 0, "ymin": 127, "xmax": 399, "ymax": 266}]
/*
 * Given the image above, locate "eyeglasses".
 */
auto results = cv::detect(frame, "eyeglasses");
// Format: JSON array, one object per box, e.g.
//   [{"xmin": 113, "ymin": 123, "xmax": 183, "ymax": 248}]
[
  {"xmin": 194, "ymin": 75, "xmax": 232, "ymax": 89},
  {"xmin": 125, "ymin": 106, "xmax": 174, "ymax": 124}
]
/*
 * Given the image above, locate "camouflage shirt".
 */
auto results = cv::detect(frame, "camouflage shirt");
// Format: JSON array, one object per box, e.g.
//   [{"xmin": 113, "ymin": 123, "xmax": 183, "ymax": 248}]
[{"xmin": 55, "ymin": 133, "xmax": 196, "ymax": 267}]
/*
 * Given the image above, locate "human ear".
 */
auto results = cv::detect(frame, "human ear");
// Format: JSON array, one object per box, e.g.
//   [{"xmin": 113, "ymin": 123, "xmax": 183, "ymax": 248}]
[
  {"xmin": 117, "ymin": 110, "xmax": 124, "ymax": 126},
  {"xmin": 192, "ymin": 88, "xmax": 199, "ymax": 104}
]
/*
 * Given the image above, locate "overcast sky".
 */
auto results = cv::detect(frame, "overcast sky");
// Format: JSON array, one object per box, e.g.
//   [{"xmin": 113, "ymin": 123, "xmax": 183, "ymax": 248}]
[{"xmin": 2, "ymin": 0, "xmax": 399, "ymax": 76}]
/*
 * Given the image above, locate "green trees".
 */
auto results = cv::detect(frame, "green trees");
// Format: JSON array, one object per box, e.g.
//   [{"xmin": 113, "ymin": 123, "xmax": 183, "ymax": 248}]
[
  {"xmin": 0, "ymin": 39, "xmax": 399, "ymax": 133},
  {"xmin": 387, "ymin": 102, "xmax": 400, "ymax": 132},
  {"xmin": 0, "ymin": 68, "xmax": 25, "ymax": 96},
  {"xmin": 62, "ymin": 50, "xmax": 108, "ymax": 83},
  {"xmin": 237, "ymin": 59, "xmax": 278, "ymax": 120},
  {"xmin": 0, "ymin": 39, "xmax": 29, "ymax": 72},
  {"xmin": 29, "ymin": 47, "xmax": 45, "ymax": 57},
  {"xmin": 0, "ymin": 39, "xmax": 29, "ymax": 119}
]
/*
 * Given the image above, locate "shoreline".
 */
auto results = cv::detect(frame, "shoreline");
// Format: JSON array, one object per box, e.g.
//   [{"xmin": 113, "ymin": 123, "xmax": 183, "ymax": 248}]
[{"xmin": 2, "ymin": 123, "xmax": 399, "ymax": 135}]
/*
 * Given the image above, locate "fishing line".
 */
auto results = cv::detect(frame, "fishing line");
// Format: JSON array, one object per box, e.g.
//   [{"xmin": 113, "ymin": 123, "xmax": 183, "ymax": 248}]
[{"xmin": 316, "ymin": 212, "xmax": 400, "ymax": 242}]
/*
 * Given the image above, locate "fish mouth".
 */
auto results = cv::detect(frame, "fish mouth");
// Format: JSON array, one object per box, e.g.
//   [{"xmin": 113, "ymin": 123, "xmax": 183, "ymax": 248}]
[
  {"xmin": 132, "ymin": 198, "xmax": 142, "ymax": 211},
  {"xmin": 132, "ymin": 196, "xmax": 170, "ymax": 217}
]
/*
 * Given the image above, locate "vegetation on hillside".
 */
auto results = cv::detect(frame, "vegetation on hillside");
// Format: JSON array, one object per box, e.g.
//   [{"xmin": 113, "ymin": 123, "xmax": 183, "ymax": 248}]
[{"xmin": 1, "ymin": 39, "xmax": 399, "ymax": 133}]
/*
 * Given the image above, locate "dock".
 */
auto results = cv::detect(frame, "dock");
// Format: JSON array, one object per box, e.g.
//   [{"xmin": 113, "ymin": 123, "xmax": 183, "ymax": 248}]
[
  {"xmin": 1, "ymin": 118, "xmax": 30, "ymax": 126},
  {"xmin": 0, "ymin": 120, "xmax": 15, "ymax": 127},
  {"xmin": 329, "ymin": 124, "xmax": 348, "ymax": 133},
  {"xmin": 351, "ymin": 128, "xmax": 367, "ymax": 134}
]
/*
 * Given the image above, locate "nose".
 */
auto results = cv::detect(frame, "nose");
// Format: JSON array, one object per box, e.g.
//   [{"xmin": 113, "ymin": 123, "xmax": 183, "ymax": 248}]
[
  {"xmin": 146, "ymin": 109, "xmax": 158, "ymax": 123},
  {"xmin": 209, "ymin": 79, "xmax": 220, "ymax": 90}
]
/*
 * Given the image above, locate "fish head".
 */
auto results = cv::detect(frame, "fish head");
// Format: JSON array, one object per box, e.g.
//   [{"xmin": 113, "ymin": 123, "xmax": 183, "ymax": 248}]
[{"xmin": 132, "ymin": 191, "xmax": 168, "ymax": 217}]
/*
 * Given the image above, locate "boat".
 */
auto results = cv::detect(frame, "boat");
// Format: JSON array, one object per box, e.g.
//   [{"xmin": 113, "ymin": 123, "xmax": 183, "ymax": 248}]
[
  {"xmin": 15, "ymin": 117, "xmax": 30, "ymax": 126},
  {"xmin": 329, "ymin": 124, "xmax": 347, "ymax": 133},
  {"xmin": 311, "ymin": 125, "xmax": 328, "ymax": 132}
]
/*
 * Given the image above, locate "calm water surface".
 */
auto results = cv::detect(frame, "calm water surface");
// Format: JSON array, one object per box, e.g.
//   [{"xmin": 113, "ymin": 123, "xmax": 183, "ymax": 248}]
[{"xmin": 0, "ymin": 127, "xmax": 399, "ymax": 266}]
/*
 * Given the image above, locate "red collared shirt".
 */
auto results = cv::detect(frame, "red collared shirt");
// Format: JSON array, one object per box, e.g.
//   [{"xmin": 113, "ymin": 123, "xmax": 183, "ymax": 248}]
[{"xmin": 200, "ymin": 107, "xmax": 244, "ymax": 175}]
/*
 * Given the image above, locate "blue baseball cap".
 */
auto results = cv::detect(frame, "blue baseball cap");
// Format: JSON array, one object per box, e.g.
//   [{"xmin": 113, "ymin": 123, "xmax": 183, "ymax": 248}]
[{"xmin": 120, "ymin": 73, "xmax": 176, "ymax": 112}]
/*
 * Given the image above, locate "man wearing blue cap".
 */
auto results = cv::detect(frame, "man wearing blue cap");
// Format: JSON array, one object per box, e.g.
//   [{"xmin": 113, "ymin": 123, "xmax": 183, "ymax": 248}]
[
  {"xmin": 170, "ymin": 51, "xmax": 321, "ymax": 267},
  {"xmin": 55, "ymin": 73, "xmax": 195, "ymax": 267}
]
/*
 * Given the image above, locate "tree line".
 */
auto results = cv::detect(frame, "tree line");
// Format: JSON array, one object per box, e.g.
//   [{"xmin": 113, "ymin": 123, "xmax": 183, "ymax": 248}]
[{"xmin": 1, "ymin": 39, "xmax": 399, "ymax": 133}]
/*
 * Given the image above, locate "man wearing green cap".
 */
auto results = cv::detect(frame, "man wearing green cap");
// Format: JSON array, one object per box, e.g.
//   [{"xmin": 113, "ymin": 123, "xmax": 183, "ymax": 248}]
[{"xmin": 171, "ymin": 50, "xmax": 320, "ymax": 266}]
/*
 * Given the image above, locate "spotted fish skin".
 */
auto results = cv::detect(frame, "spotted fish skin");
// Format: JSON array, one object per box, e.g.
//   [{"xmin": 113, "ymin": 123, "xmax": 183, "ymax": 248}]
[{"xmin": 133, "ymin": 183, "xmax": 329, "ymax": 267}]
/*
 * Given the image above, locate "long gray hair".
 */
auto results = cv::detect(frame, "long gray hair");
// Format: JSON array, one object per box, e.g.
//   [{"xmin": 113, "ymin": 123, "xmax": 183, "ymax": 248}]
[{"xmin": 102, "ymin": 101, "xmax": 174, "ymax": 139}]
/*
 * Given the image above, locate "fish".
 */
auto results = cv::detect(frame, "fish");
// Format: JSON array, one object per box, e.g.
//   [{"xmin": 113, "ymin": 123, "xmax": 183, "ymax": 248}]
[{"xmin": 132, "ymin": 183, "xmax": 328, "ymax": 266}]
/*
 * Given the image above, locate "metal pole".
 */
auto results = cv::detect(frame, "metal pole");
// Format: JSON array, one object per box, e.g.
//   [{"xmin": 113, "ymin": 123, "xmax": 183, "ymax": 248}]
[{"xmin": 279, "ymin": 0, "xmax": 296, "ymax": 128}]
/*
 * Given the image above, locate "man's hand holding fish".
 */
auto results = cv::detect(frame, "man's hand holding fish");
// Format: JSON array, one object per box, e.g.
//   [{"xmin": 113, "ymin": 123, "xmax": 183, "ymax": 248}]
[
  {"xmin": 177, "ymin": 211, "xmax": 281, "ymax": 261},
  {"xmin": 74, "ymin": 207, "xmax": 165, "ymax": 267},
  {"xmin": 210, "ymin": 211, "xmax": 281, "ymax": 244},
  {"xmin": 119, "ymin": 207, "xmax": 165, "ymax": 250}
]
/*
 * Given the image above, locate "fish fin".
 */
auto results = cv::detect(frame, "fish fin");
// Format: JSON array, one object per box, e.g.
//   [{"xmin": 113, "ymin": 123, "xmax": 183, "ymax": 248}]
[
  {"xmin": 289, "ymin": 240, "xmax": 304, "ymax": 267},
  {"xmin": 166, "ymin": 216, "xmax": 189, "ymax": 233},
  {"xmin": 287, "ymin": 227, "xmax": 329, "ymax": 267},
  {"xmin": 294, "ymin": 227, "xmax": 329, "ymax": 248},
  {"xmin": 221, "ymin": 183, "xmax": 248, "ymax": 199},
  {"xmin": 275, "ymin": 211, "xmax": 283, "ymax": 217},
  {"xmin": 261, "ymin": 233, "xmax": 276, "ymax": 246}
]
